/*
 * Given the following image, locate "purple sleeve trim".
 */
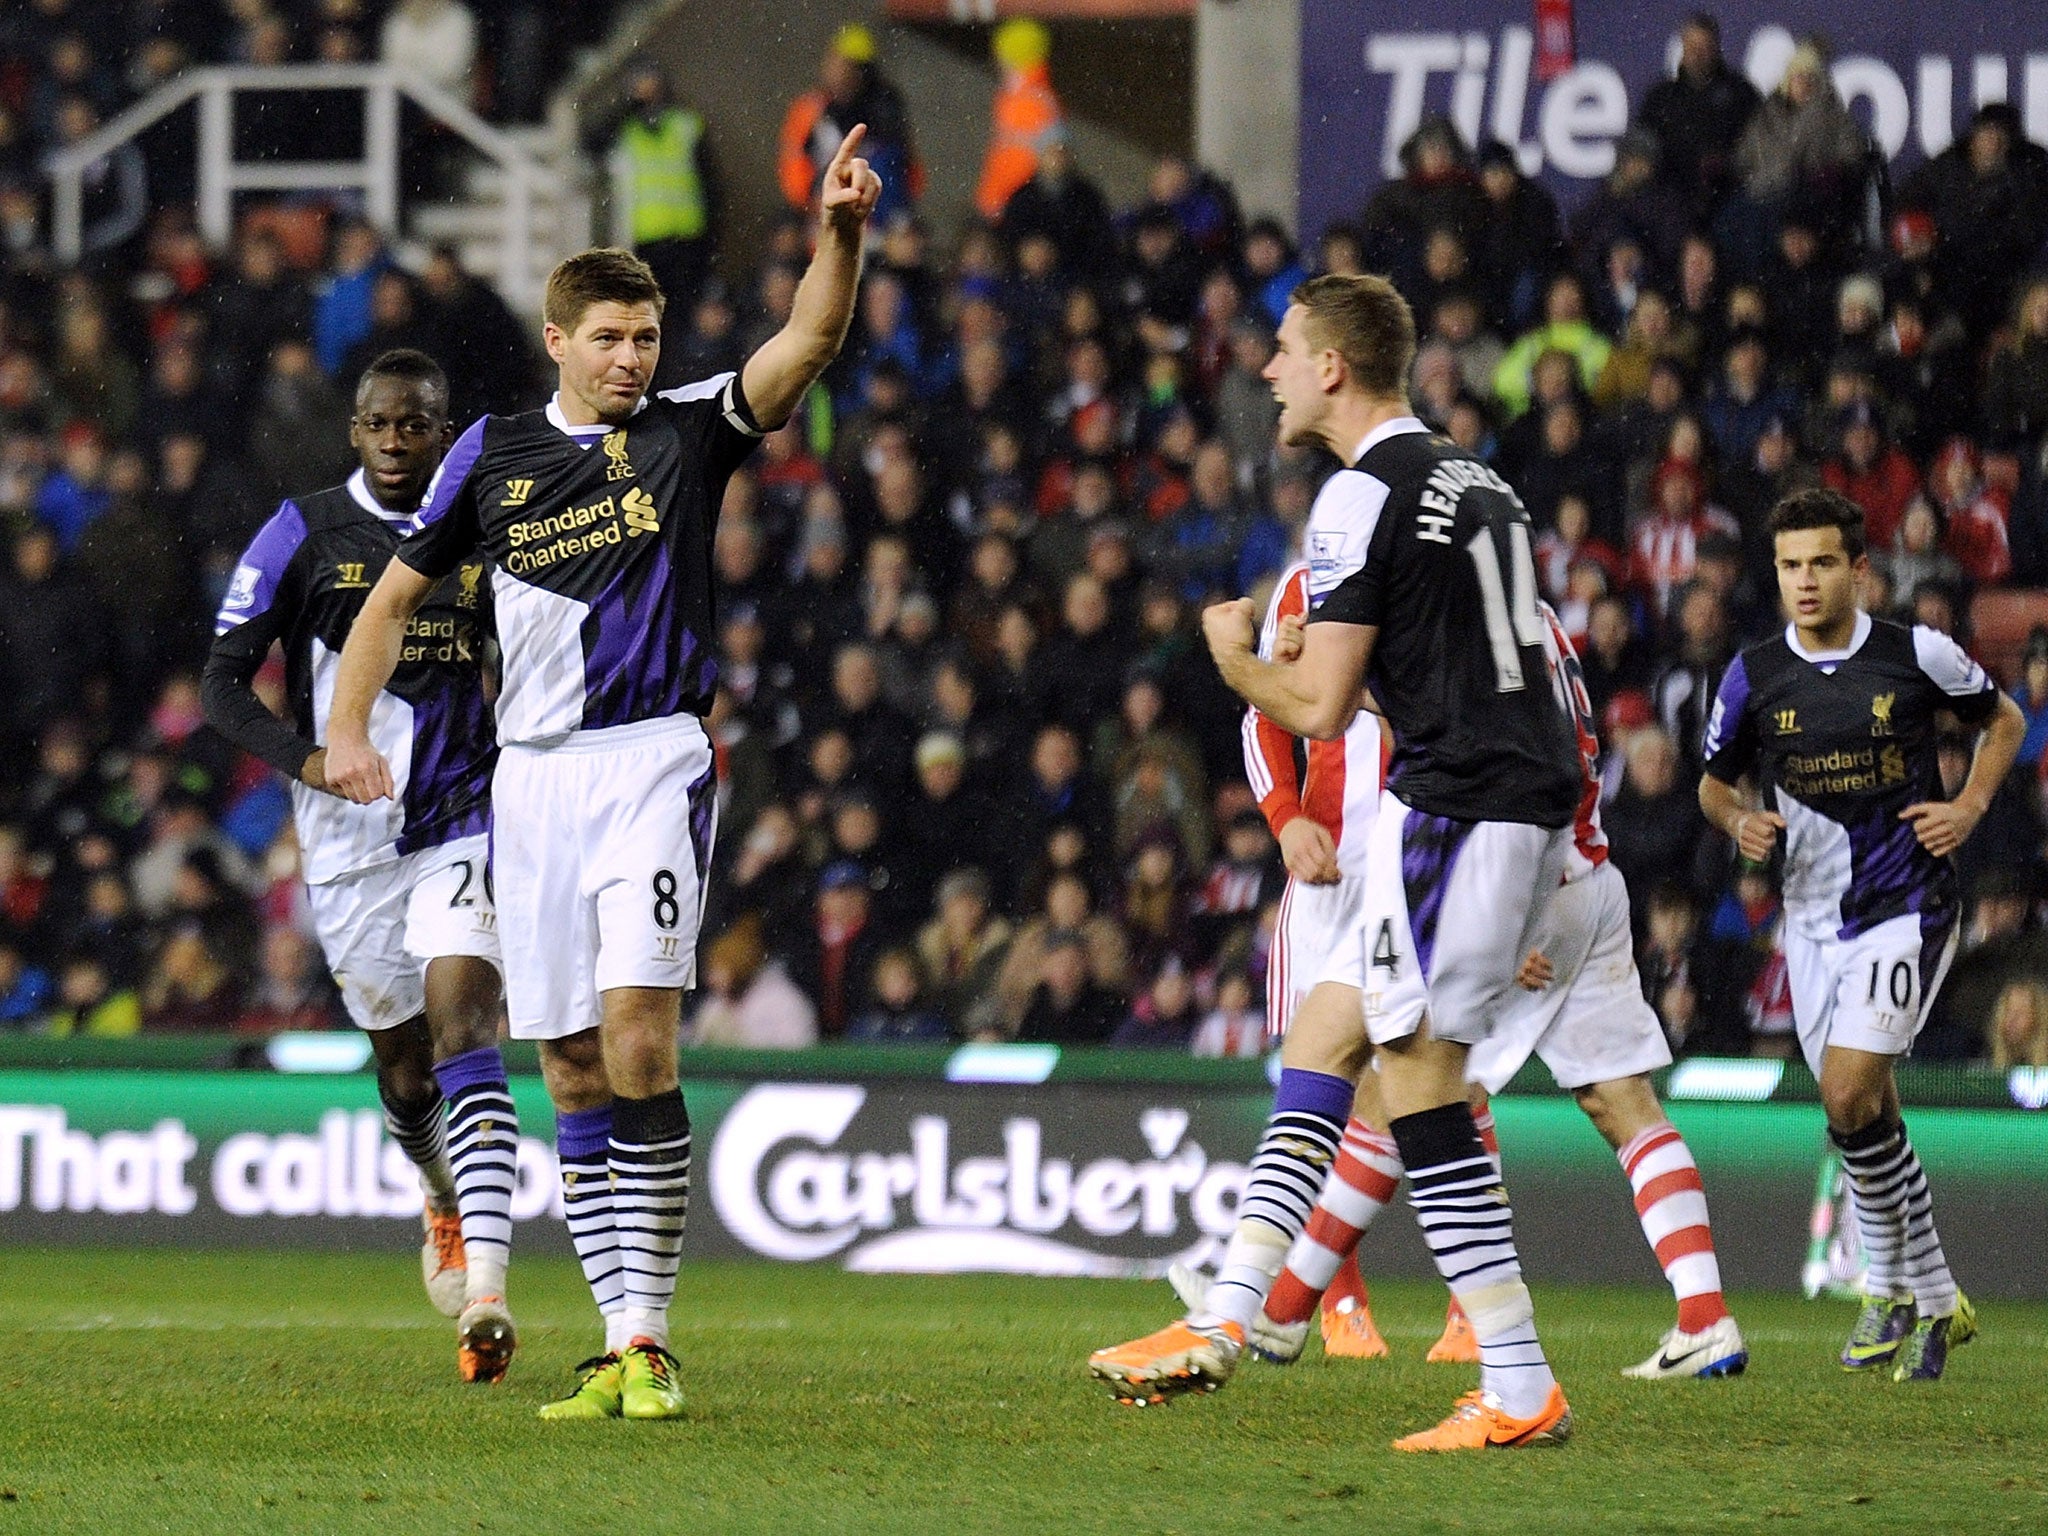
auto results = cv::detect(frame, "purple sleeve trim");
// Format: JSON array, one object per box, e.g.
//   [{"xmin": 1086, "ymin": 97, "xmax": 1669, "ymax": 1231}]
[
  {"xmin": 214, "ymin": 501, "xmax": 306, "ymax": 635},
  {"xmin": 1701, "ymin": 653, "xmax": 1750, "ymax": 772},
  {"xmin": 413, "ymin": 417, "xmax": 488, "ymax": 531}
]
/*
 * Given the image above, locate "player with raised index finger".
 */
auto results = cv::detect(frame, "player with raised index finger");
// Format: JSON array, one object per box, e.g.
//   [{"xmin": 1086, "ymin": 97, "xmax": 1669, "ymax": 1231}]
[{"xmin": 322, "ymin": 128, "xmax": 885, "ymax": 1422}]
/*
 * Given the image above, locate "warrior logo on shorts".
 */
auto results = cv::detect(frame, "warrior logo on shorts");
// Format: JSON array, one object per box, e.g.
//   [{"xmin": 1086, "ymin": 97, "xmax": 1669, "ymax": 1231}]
[
  {"xmin": 602, "ymin": 430, "xmax": 634, "ymax": 482},
  {"xmin": 1870, "ymin": 692, "xmax": 1895, "ymax": 737}
]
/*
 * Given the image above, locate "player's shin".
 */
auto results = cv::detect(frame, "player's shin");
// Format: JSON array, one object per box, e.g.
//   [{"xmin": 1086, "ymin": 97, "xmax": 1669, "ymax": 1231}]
[
  {"xmin": 1393, "ymin": 1101, "xmax": 1558, "ymax": 1419},
  {"xmin": 1190, "ymin": 1067, "xmax": 1351, "ymax": 1332},
  {"xmin": 433, "ymin": 1045, "xmax": 518, "ymax": 1301},
  {"xmin": 1833, "ymin": 1115, "xmax": 1956, "ymax": 1318},
  {"xmin": 1265, "ymin": 1116, "xmax": 1399, "ymax": 1326},
  {"xmin": 609, "ymin": 1089, "xmax": 692, "ymax": 1352},
  {"xmin": 381, "ymin": 1078, "xmax": 457, "ymax": 1206},
  {"xmin": 1618, "ymin": 1121, "xmax": 1730, "ymax": 1333},
  {"xmin": 556, "ymin": 1103, "xmax": 628, "ymax": 1351}
]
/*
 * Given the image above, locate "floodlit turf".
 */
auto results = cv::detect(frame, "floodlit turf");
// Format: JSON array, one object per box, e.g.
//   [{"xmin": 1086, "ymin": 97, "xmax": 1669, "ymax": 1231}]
[{"xmin": 1, "ymin": 1251, "xmax": 2044, "ymax": 1535}]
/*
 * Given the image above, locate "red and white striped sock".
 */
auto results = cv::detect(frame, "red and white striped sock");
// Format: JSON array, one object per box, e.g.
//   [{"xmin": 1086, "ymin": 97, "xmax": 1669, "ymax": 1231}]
[
  {"xmin": 1619, "ymin": 1121, "xmax": 1729, "ymax": 1334},
  {"xmin": 1472, "ymin": 1105, "xmax": 1502, "ymax": 1167},
  {"xmin": 1265, "ymin": 1118, "xmax": 1400, "ymax": 1327}
]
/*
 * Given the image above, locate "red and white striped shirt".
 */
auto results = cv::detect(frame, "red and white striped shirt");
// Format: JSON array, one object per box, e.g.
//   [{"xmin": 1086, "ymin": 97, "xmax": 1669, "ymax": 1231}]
[
  {"xmin": 1538, "ymin": 599, "xmax": 1608, "ymax": 882},
  {"xmin": 1240, "ymin": 562, "xmax": 1386, "ymax": 877}
]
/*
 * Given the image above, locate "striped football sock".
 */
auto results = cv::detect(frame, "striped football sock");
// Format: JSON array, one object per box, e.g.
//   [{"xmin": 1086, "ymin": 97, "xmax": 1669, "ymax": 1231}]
[
  {"xmin": 1265, "ymin": 1117, "xmax": 1401, "ymax": 1327},
  {"xmin": 381, "ymin": 1083, "xmax": 457, "ymax": 1207},
  {"xmin": 1831, "ymin": 1117, "xmax": 1913, "ymax": 1304},
  {"xmin": 1617, "ymin": 1121, "xmax": 1729, "ymax": 1334},
  {"xmin": 556, "ymin": 1104, "xmax": 626, "ymax": 1348},
  {"xmin": 1834, "ymin": 1117, "xmax": 1956, "ymax": 1317},
  {"xmin": 433, "ymin": 1045, "xmax": 518, "ymax": 1301},
  {"xmin": 1394, "ymin": 1102, "xmax": 1556, "ymax": 1419},
  {"xmin": 610, "ymin": 1090, "xmax": 693, "ymax": 1352},
  {"xmin": 1265, "ymin": 1101, "xmax": 1498, "ymax": 1327},
  {"xmin": 1192, "ymin": 1068, "xmax": 1352, "ymax": 1332}
]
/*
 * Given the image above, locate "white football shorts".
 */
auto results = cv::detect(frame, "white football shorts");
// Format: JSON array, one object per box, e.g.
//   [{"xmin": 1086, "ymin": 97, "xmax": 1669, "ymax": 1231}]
[
  {"xmin": 1467, "ymin": 860, "xmax": 1673, "ymax": 1094},
  {"xmin": 1352, "ymin": 790, "xmax": 1572, "ymax": 1048},
  {"xmin": 304, "ymin": 832, "xmax": 500, "ymax": 1032},
  {"xmin": 1783, "ymin": 909, "xmax": 1959, "ymax": 1074},
  {"xmin": 1268, "ymin": 872, "xmax": 1369, "ymax": 1039},
  {"xmin": 490, "ymin": 714, "xmax": 717, "ymax": 1041}
]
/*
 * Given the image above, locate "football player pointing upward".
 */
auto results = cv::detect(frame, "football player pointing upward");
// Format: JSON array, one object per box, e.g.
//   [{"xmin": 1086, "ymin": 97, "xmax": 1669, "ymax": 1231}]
[
  {"xmin": 1699, "ymin": 489, "xmax": 2024, "ymax": 1381},
  {"xmin": 326, "ymin": 129, "xmax": 883, "ymax": 1420}
]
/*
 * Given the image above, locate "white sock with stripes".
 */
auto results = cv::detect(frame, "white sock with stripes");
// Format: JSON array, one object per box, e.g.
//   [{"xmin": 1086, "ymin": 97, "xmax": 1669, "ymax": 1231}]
[
  {"xmin": 610, "ymin": 1089, "xmax": 693, "ymax": 1352},
  {"xmin": 1190, "ymin": 1068, "xmax": 1352, "ymax": 1333},
  {"xmin": 380, "ymin": 1085, "xmax": 457, "ymax": 1208},
  {"xmin": 555, "ymin": 1104, "xmax": 626, "ymax": 1350},
  {"xmin": 1834, "ymin": 1116, "xmax": 1956, "ymax": 1316},
  {"xmin": 1394, "ymin": 1102, "xmax": 1556, "ymax": 1419},
  {"xmin": 433, "ymin": 1046, "xmax": 518, "ymax": 1301}
]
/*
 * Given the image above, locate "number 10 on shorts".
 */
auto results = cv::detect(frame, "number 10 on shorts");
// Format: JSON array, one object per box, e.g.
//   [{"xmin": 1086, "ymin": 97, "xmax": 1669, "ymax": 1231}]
[{"xmin": 1866, "ymin": 957, "xmax": 1915, "ymax": 1014}]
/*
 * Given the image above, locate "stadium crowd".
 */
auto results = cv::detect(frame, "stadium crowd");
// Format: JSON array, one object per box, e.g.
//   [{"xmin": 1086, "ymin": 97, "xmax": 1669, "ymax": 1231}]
[{"xmin": 3, "ymin": 12, "xmax": 2048, "ymax": 1069}]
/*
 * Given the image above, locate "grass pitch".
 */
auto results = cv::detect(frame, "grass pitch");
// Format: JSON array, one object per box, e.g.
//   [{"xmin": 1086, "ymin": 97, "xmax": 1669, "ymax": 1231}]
[{"xmin": 0, "ymin": 1250, "xmax": 2043, "ymax": 1535}]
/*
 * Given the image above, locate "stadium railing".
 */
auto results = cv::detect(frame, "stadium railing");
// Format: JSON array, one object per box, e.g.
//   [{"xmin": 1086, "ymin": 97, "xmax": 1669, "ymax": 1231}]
[{"xmin": 42, "ymin": 64, "xmax": 554, "ymax": 309}]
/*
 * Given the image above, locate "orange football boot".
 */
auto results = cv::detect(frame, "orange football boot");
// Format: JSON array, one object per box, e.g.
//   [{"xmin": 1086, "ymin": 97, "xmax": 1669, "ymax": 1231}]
[
  {"xmin": 1426, "ymin": 1298, "xmax": 1479, "ymax": 1363},
  {"xmin": 1320, "ymin": 1295, "xmax": 1391, "ymax": 1359},
  {"xmin": 421, "ymin": 1205, "xmax": 467, "ymax": 1319},
  {"xmin": 1088, "ymin": 1319, "xmax": 1244, "ymax": 1406},
  {"xmin": 1391, "ymin": 1385, "xmax": 1573, "ymax": 1453}
]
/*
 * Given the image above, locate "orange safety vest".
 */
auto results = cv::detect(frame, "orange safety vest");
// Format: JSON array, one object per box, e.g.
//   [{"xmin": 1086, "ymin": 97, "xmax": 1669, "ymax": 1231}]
[
  {"xmin": 778, "ymin": 91, "xmax": 828, "ymax": 212},
  {"xmin": 975, "ymin": 64, "xmax": 1062, "ymax": 221}
]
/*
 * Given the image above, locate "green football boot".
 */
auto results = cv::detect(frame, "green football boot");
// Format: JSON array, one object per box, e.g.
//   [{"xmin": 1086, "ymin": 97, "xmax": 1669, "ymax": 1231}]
[
  {"xmin": 1893, "ymin": 1293, "xmax": 1978, "ymax": 1382},
  {"xmin": 619, "ymin": 1342, "xmax": 685, "ymax": 1420},
  {"xmin": 537, "ymin": 1353, "xmax": 624, "ymax": 1421},
  {"xmin": 1840, "ymin": 1296, "xmax": 1916, "ymax": 1371}
]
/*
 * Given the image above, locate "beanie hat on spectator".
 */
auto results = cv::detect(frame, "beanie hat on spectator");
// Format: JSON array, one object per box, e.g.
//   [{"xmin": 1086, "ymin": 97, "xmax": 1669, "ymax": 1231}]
[
  {"xmin": 1889, "ymin": 210, "xmax": 1937, "ymax": 255},
  {"xmin": 1475, "ymin": 137, "xmax": 1518, "ymax": 173},
  {"xmin": 936, "ymin": 868, "xmax": 992, "ymax": 910},
  {"xmin": 833, "ymin": 23, "xmax": 876, "ymax": 63},
  {"xmin": 819, "ymin": 861, "xmax": 868, "ymax": 894},
  {"xmin": 1604, "ymin": 690, "xmax": 1654, "ymax": 739},
  {"xmin": 1696, "ymin": 531, "xmax": 1742, "ymax": 567}
]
